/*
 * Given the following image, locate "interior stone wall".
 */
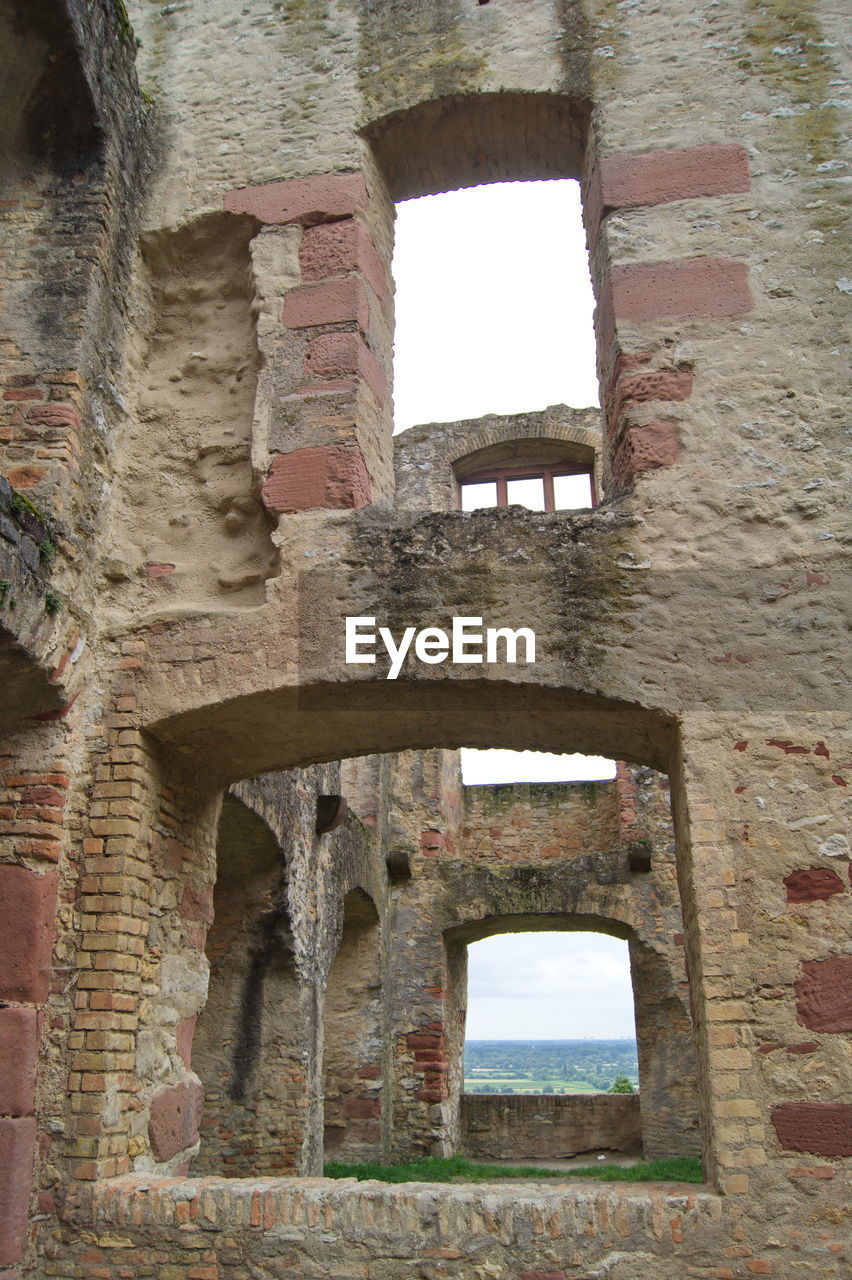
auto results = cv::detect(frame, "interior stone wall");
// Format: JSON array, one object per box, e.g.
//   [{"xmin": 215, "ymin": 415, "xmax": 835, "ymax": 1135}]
[{"xmin": 1, "ymin": 1, "xmax": 849, "ymax": 1277}]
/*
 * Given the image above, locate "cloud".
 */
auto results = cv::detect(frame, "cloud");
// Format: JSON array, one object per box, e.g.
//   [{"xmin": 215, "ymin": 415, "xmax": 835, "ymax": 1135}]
[{"xmin": 465, "ymin": 932, "xmax": 635, "ymax": 1039}]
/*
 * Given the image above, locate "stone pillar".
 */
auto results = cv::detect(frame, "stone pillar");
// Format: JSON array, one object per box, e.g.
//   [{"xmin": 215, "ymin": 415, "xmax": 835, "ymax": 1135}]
[{"xmin": 224, "ymin": 173, "xmax": 394, "ymax": 515}]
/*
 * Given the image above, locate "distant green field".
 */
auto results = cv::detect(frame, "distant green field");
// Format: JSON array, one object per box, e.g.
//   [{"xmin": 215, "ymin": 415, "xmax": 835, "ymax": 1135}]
[{"xmin": 464, "ymin": 1077, "xmax": 598, "ymax": 1095}]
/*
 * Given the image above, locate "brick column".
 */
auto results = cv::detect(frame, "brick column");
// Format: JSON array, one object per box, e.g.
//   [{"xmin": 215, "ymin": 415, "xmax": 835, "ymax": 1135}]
[{"xmin": 224, "ymin": 173, "xmax": 392, "ymax": 514}]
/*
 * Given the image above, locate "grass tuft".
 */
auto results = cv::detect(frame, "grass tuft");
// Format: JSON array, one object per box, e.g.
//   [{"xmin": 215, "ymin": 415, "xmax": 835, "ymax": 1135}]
[{"xmin": 324, "ymin": 1154, "xmax": 703, "ymax": 1184}]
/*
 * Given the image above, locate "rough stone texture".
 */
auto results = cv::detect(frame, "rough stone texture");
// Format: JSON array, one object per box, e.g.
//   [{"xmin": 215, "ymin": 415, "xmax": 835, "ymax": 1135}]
[
  {"xmin": 461, "ymin": 1093, "xmax": 642, "ymax": 1161},
  {"xmin": 0, "ymin": 0, "xmax": 850, "ymax": 1276},
  {"xmin": 795, "ymin": 957, "xmax": 852, "ymax": 1033}
]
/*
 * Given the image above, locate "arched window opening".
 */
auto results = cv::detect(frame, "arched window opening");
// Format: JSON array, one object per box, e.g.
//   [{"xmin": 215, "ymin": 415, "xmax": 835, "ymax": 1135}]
[
  {"xmin": 464, "ymin": 931, "xmax": 637, "ymax": 1094},
  {"xmin": 392, "ymin": 181, "xmax": 598, "ymax": 435}
]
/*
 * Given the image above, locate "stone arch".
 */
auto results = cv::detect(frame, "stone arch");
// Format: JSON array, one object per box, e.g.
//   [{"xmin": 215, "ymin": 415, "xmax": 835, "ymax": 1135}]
[
  {"xmin": 444, "ymin": 911, "xmax": 700, "ymax": 1161},
  {"xmin": 361, "ymin": 91, "xmax": 589, "ymax": 202},
  {"xmin": 323, "ymin": 888, "xmax": 383, "ymax": 1162},
  {"xmin": 146, "ymin": 681, "xmax": 677, "ymax": 785}
]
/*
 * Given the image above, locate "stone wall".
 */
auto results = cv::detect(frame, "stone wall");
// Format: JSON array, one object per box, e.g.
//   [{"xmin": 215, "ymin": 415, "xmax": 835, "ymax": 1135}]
[
  {"xmin": 461, "ymin": 1093, "xmax": 642, "ymax": 1161},
  {"xmin": 1, "ymin": 1, "xmax": 850, "ymax": 1276}
]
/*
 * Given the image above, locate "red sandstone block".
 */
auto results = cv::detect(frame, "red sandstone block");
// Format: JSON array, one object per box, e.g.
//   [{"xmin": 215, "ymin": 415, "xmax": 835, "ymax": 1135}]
[
  {"xmin": 144, "ymin": 562, "xmax": 175, "ymax": 579},
  {"xmin": 0, "ymin": 866, "xmax": 58, "ymax": 1003},
  {"xmin": 602, "ymin": 143, "xmax": 748, "ymax": 209},
  {"xmin": 0, "ymin": 1118, "xmax": 36, "ymax": 1267},
  {"xmin": 304, "ymin": 332, "xmax": 386, "ymax": 404},
  {"xmin": 406, "ymin": 1033, "xmax": 445, "ymax": 1051},
  {"xmin": 179, "ymin": 883, "xmax": 214, "ymax": 925},
  {"xmin": 224, "ymin": 172, "xmax": 367, "ymax": 226},
  {"xmin": 0, "ymin": 1009, "xmax": 38, "ymax": 1117},
  {"xmin": 611, "ymin": 421, "xmax": 679, "ymax": 486},
  {"xmin": 299, "ymin": 219, "xmax": 388, "ymax": 310},
  {"xmin": 282, "ymin": 276, "xmax": 370, "ymax": 331},
  {"xmin": 771, "ymin": 1102, "xmax": 852, "ymax": 1156},
  {"xmin": 261, "ymin": 443, "xmax": 371, "ymax": 515},
  {"xmin": 783, "ymin": 867, "xmax": 844, "ymax": 903},
  {"xmin": 610, "ymin": 257, "xmax": 752, "ymax": 321},
  {"xmin": 4, "ymin": 466, "xmax": 45, "ymax": 489},
  {"xmin": 795, "ymin": 956, "xmax": 852, "ymax": 1032},
  {"xmin": 176, "ymin": 1015, "xmax": 196, "ymax": 1070},
  {"xmin": 148, "ymin": 1080, "xmax": 204, "ymax": 1162},
  {"xmin": 609, "ymin": 368, "xmax": 694, "ymax": 425}
]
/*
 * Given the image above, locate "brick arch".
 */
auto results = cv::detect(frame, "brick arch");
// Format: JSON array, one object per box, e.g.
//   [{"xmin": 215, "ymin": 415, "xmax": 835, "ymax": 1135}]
[{"xmin": 452, "ymin": 422, "xmax": 600, "ymax": 472}]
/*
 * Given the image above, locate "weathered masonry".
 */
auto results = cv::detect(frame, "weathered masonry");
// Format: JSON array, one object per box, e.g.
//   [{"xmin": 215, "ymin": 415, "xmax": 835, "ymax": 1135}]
[{"xmin": 0, "ymin": 1, "xmax": 850, "ymax": 1277}]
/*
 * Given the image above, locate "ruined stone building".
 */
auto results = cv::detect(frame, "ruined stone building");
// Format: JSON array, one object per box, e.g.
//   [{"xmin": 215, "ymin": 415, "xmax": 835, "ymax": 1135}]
[{"xmin": 0, "ymin": 1, "xmax": 849, "ymax": 1276}]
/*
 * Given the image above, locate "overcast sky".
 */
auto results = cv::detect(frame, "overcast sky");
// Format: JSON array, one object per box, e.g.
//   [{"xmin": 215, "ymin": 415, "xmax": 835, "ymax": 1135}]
[
  {"xmin": 466, "ymin": 932, "xmax": 635, "ymax": 1040},
  {"xmin": 392, "ymin": 179, "xmax": 599, "ymax": 432},
  {"xmin": 392, "ymin": 182, "xmax": 630, "ymax": 1042}
]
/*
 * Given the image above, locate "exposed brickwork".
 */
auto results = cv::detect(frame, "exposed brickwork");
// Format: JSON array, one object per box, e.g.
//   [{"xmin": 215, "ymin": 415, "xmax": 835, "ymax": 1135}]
[
  {"xmin": 261, "ymin": 443, "xmax": 371, "ymax": 514},
  {"xmin": 795, "ymin": 957, "xmax": 852, "ymax": 1032}
]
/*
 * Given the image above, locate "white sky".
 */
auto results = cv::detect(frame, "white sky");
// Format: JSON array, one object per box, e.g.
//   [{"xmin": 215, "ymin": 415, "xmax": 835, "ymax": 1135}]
[
  {"xmin": 393, "ymin": 182, "xmax": 624, "ymax": 1041},
  {"xmin": 461, "ymin": 749, "xmax": 616, "ymax": 785},
  {"xmin": 392, "ymin": 180, "xmax": 599, "ymax": 433},
  {"xmin": 466, "ymin": 932, "xmax": 635, "ymax": 1040}
]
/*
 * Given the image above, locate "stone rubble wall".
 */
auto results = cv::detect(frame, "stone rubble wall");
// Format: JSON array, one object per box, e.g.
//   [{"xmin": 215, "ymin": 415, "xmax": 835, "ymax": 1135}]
[{"xmin": 460, "ymin": 1093, "xmax": 643, "ymax": 1162}]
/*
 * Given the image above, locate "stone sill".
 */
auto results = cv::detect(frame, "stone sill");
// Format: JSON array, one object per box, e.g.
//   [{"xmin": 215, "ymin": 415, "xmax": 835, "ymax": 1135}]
[{"xmin": 68, "ymin": 1172, "xmax": 720, "ymax": 1233}]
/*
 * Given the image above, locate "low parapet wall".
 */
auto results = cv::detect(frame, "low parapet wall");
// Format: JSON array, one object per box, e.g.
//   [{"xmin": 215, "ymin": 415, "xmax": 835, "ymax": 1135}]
[
  {"xmin": 61, "ymin": 1174, "xmax": 727, "ymax": 1279},
  {"xmin": 461, "ymin": 1093, "xmax": 642, "ymax": 1160}
]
